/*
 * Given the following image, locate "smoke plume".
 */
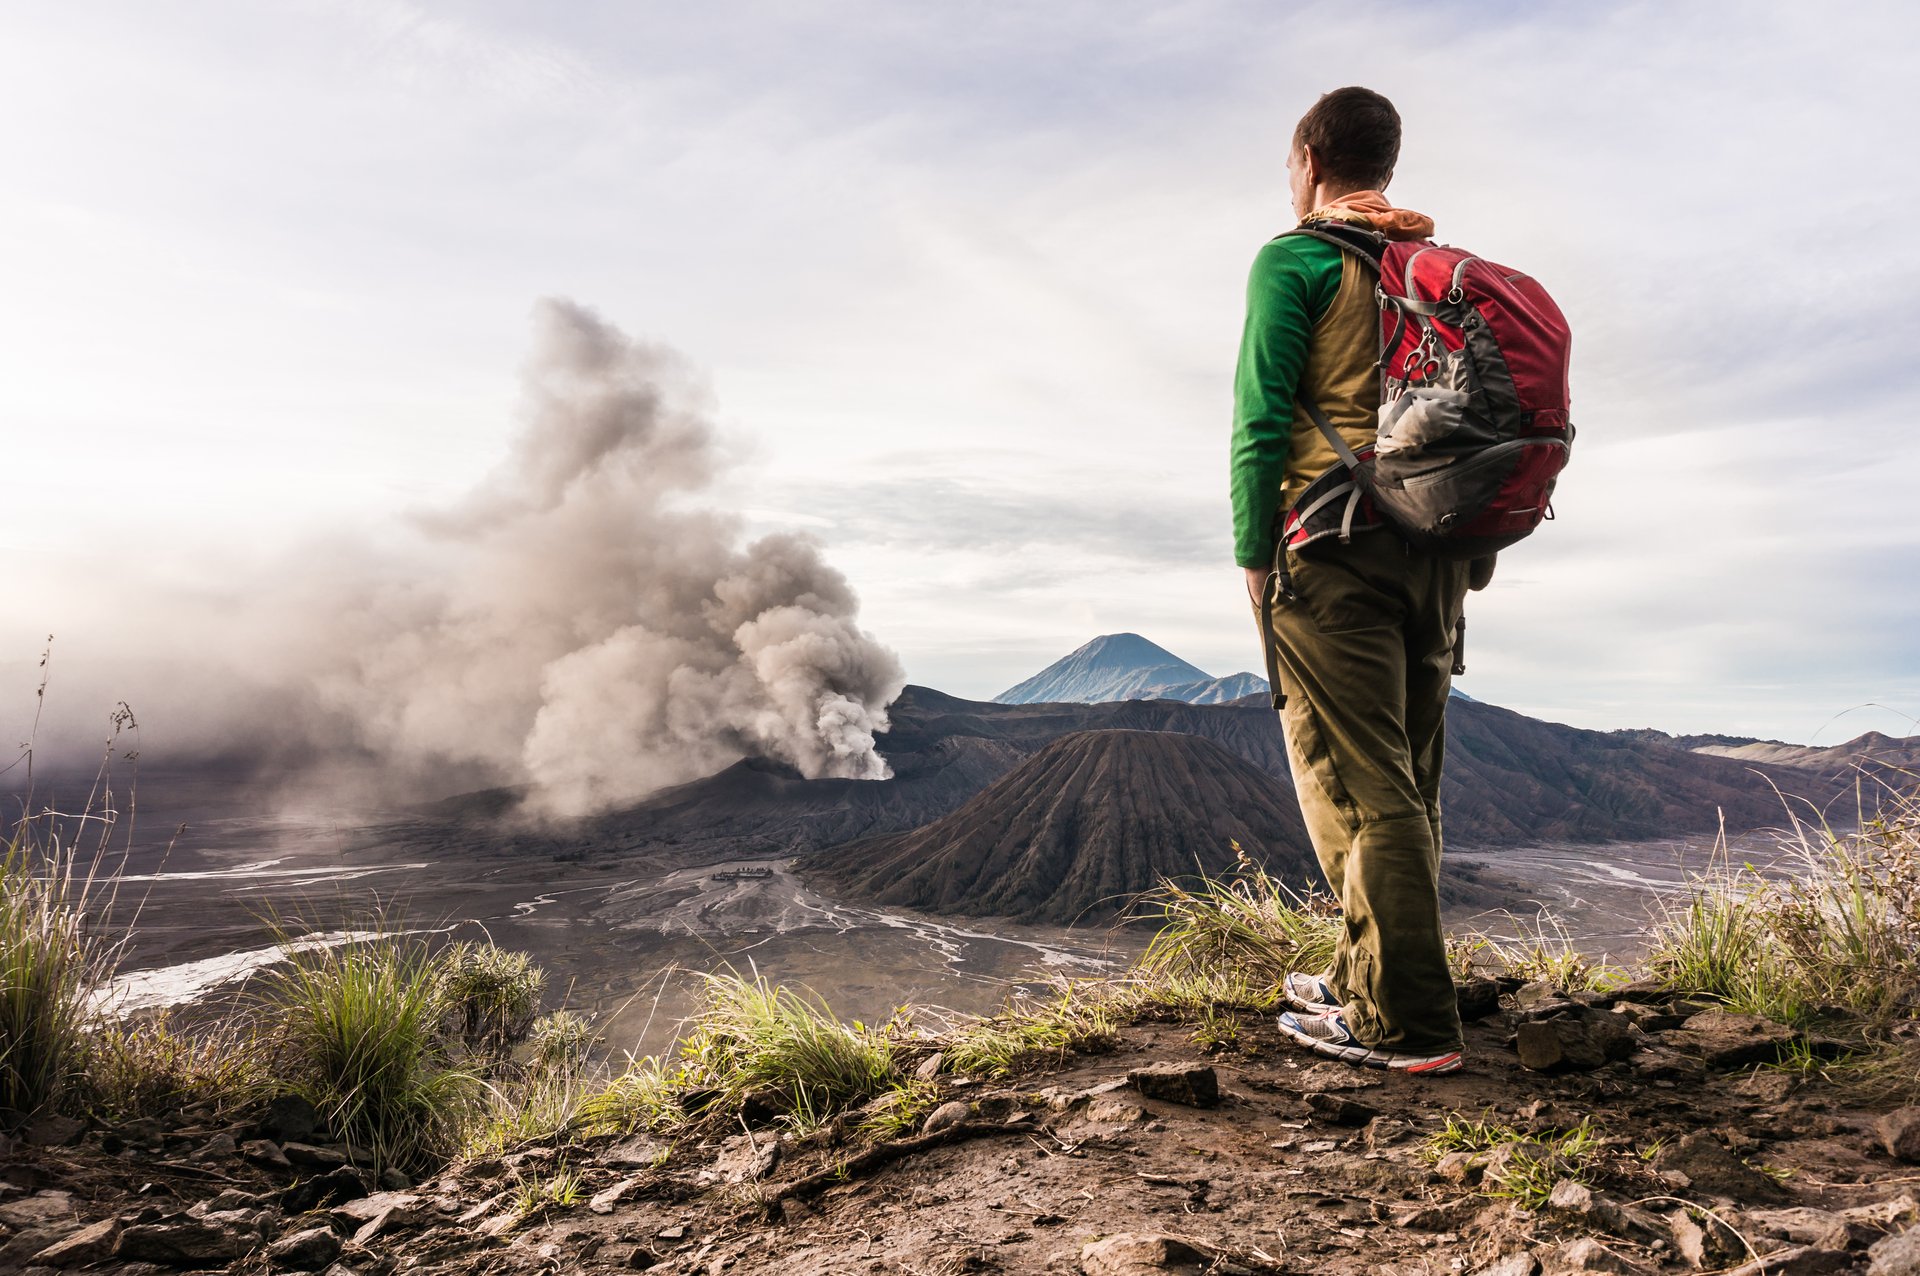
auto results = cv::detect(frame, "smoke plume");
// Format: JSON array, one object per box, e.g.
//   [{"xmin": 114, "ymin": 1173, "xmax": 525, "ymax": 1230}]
[{"xmin": 30, "ymin": 300, "xmax": 905, "ymax": 818}]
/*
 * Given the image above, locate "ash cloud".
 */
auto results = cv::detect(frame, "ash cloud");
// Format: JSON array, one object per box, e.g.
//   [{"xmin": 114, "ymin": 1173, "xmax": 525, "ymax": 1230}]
[{"xmin": 36, "ymin": 300, "xmax": 905, "ymax": 818}]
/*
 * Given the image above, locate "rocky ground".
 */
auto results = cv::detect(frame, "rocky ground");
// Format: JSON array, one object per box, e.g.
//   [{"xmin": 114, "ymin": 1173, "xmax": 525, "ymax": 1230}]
[{"xmin": 6, "ymin": 980, "xmax": 1920, "ymax": 1276}]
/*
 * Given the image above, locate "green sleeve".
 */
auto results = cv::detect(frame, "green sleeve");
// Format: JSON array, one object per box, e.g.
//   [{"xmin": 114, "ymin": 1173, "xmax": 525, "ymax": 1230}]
[{"xmin": 1230, "ymin": 236, "xmax": 1343, "ymax": 568}]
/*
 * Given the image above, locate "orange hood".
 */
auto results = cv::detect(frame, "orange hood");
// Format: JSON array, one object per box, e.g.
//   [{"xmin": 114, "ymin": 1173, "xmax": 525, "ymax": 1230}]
[{"xmin": 1304, "ymin": 190, "xmax": 1433, "ymax": 241}]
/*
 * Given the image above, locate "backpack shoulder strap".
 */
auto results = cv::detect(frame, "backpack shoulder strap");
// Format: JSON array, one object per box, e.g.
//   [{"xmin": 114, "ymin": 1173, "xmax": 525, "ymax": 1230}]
[{"xmin": 1278, "ymin": 220, "xmax": 1387, "ymax": 272}]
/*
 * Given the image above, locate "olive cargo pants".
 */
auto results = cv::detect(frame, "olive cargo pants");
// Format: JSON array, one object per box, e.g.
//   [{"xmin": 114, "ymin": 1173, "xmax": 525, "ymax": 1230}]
[{"xmin": 1259, "ymin": 530, "xmax": 1470, "ymax": 1053}]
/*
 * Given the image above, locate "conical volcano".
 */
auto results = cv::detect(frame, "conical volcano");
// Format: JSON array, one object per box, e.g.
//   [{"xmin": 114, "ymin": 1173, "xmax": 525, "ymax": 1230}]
[{"xmin": 809, "ymin": 728, "xmax": 1319, "ymax": 924}]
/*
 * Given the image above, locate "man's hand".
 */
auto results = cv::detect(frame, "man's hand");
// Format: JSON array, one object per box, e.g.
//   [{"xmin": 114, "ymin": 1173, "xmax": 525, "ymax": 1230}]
[{"xmin": 1244, "ymin": 565, "xmax": 1272, "ymax": 610}]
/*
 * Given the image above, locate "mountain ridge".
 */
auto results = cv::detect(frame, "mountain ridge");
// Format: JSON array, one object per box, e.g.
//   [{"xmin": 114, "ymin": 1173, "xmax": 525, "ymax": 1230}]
[{"xmin": 993, "ymin": 633, "xmax": 1262, "ymax": 707}]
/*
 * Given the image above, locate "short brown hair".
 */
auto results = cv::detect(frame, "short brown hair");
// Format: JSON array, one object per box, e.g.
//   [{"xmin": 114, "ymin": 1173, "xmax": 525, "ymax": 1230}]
[{"xmin": 1293, "ymin": 87, "xmax": 1401, "ymax": 190}]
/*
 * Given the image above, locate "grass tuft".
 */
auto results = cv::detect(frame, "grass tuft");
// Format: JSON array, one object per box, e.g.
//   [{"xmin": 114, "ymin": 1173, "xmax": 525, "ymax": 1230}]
[
  {"xmin": 1648, "ymin": 784, "xmax": 1920, "ymax": 1028},
  {"xmin": 676, "ymin": 970, "xmax": 898, "ymax": 1121},
  {"xmin": 1132, "ymin": 845, "xmax": 1339, "ymax": 991},
  {"xmin": 259, "ymin": 927, "xmax": 482, "ymax": 1172},
  {"xmin": 437, "ymin": 941, "xmax": 545, "ymax": 1062},
  {"xmin": 1, "ymin": 838, "xmax": 107, "ymax": 1117},
  {"xmin": 84, "ymin": 1012, "xmax": 265, "ymax": 1122},
  {"xmin": 1450, "ymin": 908, "xmax": 1626, "ymax": 992},
  {"xmin": 580, "ymin": 970, "xmax": 901, "ymax": 1139},
  {"xmin": 944, "ymin": 983, "xmax": 1120, "ymax": 1078}
]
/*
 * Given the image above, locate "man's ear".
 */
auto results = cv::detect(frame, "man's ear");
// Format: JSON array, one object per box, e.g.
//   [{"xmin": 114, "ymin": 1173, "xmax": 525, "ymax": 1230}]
[{"xmin": 1299, "ymin": 144, "xmax": 1322, "ymax": 188}]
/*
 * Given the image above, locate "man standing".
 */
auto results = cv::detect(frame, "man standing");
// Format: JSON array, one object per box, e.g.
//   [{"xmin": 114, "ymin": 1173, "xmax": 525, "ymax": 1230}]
[{"xmin": 1232, "ymin": 87, "xmax": 1469, "ymax": 1074}]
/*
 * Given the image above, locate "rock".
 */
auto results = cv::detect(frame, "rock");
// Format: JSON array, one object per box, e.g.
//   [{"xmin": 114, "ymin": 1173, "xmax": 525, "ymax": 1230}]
[
  {"xmin": 1666, "ymin": 1010, "xmax": 1799, "ymax": 1069},
  {"xmin": 1305, "ymin": 1091, "xmax": 1381, "ymax": 1127},
  {"xmin": 1632, "ymin": 1046, "xmax": 1707, "ymax": 1083},
  {"xmin": 198, "ymin": 1132, "xmax": 238, "ymax": 1160},
  {"xmin": 21, "ymin": 1116, "xmax": 85, "ymax": 1147},
  {"xmin": 1364, "ymin": 1117, "xmax": 1413, "ymax": 1149},
  {"xmin": 115, "ymin": 1216, "xmax": 256, "ymax": 1265},
  {"xmin": 268, "ymin": 1226, "xmax": 342, "ymax": 1270},
  {"xmin": 1471, "ymin": 1255, "xmax": 1538, "ymax": 1276},
  {"xmin": 1871, "ymin": 1226, "xmax": 1920, "ymax": 1276},
  {"xmin": 1718, "ymin": 1246, "xmax": 1855, "ymax": 1276},
  {"xmin": 599, "ymin": 1136, "xmax": 669, "ymax": 1170},
  {"xmin": 1736, "ymin": 1071, "xmax": 1798, "ymax": 1104},
  {"xmin": 1515, "ymin": 980, "xmax": 1568, "ymax": 1007},
  {"xmin": 1613, "ymin": 1002, "xmax": 1684, "ymax": 1032},
  {"xmin": 1433, "ymin": 1150, "xmax": 1485, "ymax": 1186},
  {"xmin": 914, "ymin": 1051, "xmax": 946, "ymax": 1081},
  {"xmin": 282, "ymin": 1141, "xmax": 349, "ymax": 1170},
  {"xmin": 1085, "ymin": 1097, "xmax": 1147, "ymax": 1124},
  {"xmin": 590, "ymin": 1177, "xmax": 647, "ymax": 1215},
  {"xmin": 1516, "ymin": 1010, "xmax": 1635, "ymax": 1072},
  {"xmin": 711, "ymin": 1133, "xmax": 778, "ymax": 1183},
  {"xmin": 0, "ymin": 1227, "xmax": 67, "ymax": 1270},
  {"xmin": 1393, "ymin": 1197, "xmax": 1486, "ymax": 1232},
  {"xmin": 329, "ymin": 1191, "xmax": 423, "ymax": 1239},
  {"xmin": 281, "ymin": 1165, "xmax": 372, "ymax": 1213},
  {"xmin": 1543, "ymin": 1237, "xmax": 1650, "ymax": 1274},
  {"xmin": 378, "ymin": 1167, "xmax": 412, "ymax": 1190},
  {"xmin": 1456, "ymin": 978, "xmax": 1503, "ymax": 1021},
  {"xmin": 1127, "ymin": 1062, "xmax": 1219, "ymax": 1108},
  {"xmin": 1736, "ymin": 1207, "xmax": 1851, "ymax": 1250},
  {"xmin": 1666, "ymin": 1207, "xmax": 1744, "ymax": 1267},
  {"xmin": 32, "ymin": 1219, "xmax": 121, "ymax": 1268},
  {"xmin": 1079, "ymin": 1232, "xmax": 1208, "ymax": 1275},
  {"xmin": 1846, "ymin": 1194, "xmax": 1920, "ymax": 1230},
  {"xmin": 1655, "ymin": 1131, "xmax": 1789, "ymax": 1202},
  {"xmin": 1291, "ymin": 1063, "xmax": 1383, "ymax": 1093},
  {"xmin": 923, "ymin": 1101, "xmax": 972, "ymax": 1135},
  {"xmin": 0, "ymin": 1192, "xmax": 76, "ymax": 1228},
  {"xmin": 1542, "ymin": 1180, "xmax": 1666, "ymax": 1243},
  {"xmin": 1879, "ymin": 1109, "xmax": 1920, "ymax": 1164},
  {"xmin": 200, "ymin": 1189, "xmax": 265, "ymax": 1214},
  {"xmin": 241, "ymin": 1138, "xmax": 292, "ymax": 1171},
  {"xmin": 258, "ymin": 1094, "xmax": 320, "ymax": 1144}
]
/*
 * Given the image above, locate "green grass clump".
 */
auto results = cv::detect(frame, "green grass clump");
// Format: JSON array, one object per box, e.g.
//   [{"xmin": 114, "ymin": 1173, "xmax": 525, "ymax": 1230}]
[
  {"xmin": 944, "ymin": 984, "xmax": 1120, "ymax": 1078},
  {"xmin": 857, "ymin": 1077, "xmax": 940, "ymax": 1138},
  {"xmin": 84, "ymin": 1013, "xmax": 266, "ymax": 1122},
  {"xmin": 1424, "ymin": 1111, "xmax": 1604, "ymax": 1209},
  {"xmin": 1450, "ymin": 909, "xmax": 1626, "ymax": 992},
  {"xmin": 577, "ymin": 1055, "xmax": 683, "ymax": 1137},
  {"xmin": 676, "ymin": 971, "xmax": 898, "ymax": 1120},
  {"xmin": 579, "ymin": 971, "xmax": 901, "ymax": 1139},
  {"xmin": 260, "ymin": 930, "xmax": 483, "ymax": 1172},
  {"xmin": 1, "ymin": 839, "xmax": 106, "ymax": 1118},
  {"xmin": 1648, "ymin": 785, "xmax": 1920, "ymax": 1028},
  {"xmin": 460, "ymin": 1011, "xmax": 603, "ymax": 1159},
  {"xmin": 1132, "ymin": 846, "xmax": 1339, "ymax": 992},
  {"xmin": 528, "ymin": 1009, "xmax": 600, "ymax": 1075},
  {"xmin": 508, "ymin": 1162, "xmax": 584, "ymax": 1224},
  {"xmin": 437, "ymin": 941, "xmax": 545, "ymax": 1060}
]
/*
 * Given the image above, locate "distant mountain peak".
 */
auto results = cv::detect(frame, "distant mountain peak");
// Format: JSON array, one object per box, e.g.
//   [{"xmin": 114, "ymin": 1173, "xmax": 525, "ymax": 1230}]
[{"xmin": 994, "ymin": 633, "xmax": 1213, "ymax": 705}]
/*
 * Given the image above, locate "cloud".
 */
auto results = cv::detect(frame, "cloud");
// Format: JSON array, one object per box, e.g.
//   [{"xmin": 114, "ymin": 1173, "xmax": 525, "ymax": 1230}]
[{"xmin": 1, "ymin": 0, "xmax": 1915, "ymax": 744}]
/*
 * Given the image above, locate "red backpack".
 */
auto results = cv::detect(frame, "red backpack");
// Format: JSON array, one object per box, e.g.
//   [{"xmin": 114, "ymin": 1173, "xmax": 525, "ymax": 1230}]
[{"xmin": 1278, "ymin": 221, "xmax": 1574, "ymax": 559}]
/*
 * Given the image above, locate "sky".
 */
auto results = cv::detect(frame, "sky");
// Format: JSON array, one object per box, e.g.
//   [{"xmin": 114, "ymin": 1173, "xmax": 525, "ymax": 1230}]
[{"xmin": 3, "ymin": 0, "xmax": 1916, "ymax": 754}]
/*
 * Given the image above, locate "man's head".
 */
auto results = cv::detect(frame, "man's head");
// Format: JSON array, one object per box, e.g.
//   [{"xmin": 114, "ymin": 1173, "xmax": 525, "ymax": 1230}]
[{"xmin": 1288, "ymin": 87, "xmax": 1401, "ymax": 220}]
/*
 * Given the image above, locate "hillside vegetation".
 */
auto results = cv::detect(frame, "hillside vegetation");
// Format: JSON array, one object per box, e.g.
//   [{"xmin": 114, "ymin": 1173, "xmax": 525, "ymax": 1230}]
[{"xmin": 5, "ymin": 778, "xmax": 1920, "ymax": 1273}]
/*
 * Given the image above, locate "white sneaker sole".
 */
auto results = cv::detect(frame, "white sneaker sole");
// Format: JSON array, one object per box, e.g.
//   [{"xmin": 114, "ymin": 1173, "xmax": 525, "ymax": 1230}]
[{"xmin": 1276, "ymin": 1014, "xmax": 1464, "ymax": 1075}]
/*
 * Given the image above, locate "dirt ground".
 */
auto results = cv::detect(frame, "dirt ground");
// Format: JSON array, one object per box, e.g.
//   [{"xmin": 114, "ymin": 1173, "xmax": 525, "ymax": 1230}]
[{"xmin": 7, "ymin": 983, "xmax": 1920, "ymax": 1276}]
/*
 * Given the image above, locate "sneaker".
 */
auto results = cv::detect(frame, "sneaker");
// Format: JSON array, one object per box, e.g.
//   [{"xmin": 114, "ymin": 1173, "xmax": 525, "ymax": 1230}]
[
  {"xmin": 1281, "ymin": 971, "xmax": 1339, "ymax": 1013},
  {"xmin": 1276, "ymin": 1008, "xmax": 1464, "ymax": 1074}
]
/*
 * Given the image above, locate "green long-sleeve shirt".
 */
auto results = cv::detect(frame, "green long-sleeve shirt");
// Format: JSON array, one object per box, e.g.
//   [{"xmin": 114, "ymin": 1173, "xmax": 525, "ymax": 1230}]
[{"xmin": 1229, "ymin": 234, "xmax": 1346, "ymax": 568}]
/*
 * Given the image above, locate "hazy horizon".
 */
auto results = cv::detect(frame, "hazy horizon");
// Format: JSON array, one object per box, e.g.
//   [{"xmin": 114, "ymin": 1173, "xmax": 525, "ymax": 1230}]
[{"xmin": 5, "ymin": 1, "xmax": 1916, "ymax": 780}]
